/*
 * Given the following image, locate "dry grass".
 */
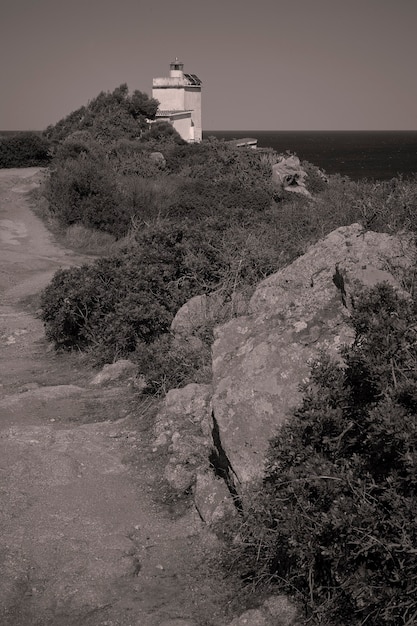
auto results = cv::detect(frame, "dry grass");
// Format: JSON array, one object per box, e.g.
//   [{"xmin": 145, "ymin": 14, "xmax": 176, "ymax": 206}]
[
  {"xmin": 27, "ymin": 184, "xmax": 118, "ymax": 256},
  {"xmin": 61, "ymin": 223, "xmax": 117, "ymax": 256}
]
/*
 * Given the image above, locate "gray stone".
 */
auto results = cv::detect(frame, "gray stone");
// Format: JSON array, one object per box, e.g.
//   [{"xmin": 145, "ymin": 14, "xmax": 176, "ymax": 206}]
[
  {"xmin": 90, "ymin": 359, "xmax": 138, "ymax": 386},
  {"xmin": 272, "ymin": 155, "xmax": 310, "ymax": 196},
  {"xmin": 171, "ymin": 292, "xmax": 248, "ymax": 341},
  {"xmin": 164, "ymin": 462, "xmax": 195, "ymax": 492},
  {"xmin": 262, "ymin": 595, "xmax": 298, "ymax": 624},
  {"xmin": 212, "ymin": 224, "xmax": 416, "ymax": 486},
  {"xmin": 171, "ymin": 293, "xmax": 222, "ymax": 337},
  {"xmin": 193, "ymin": 471, "xmax": 235, "ymax": 525},
  {"xmin": 154, "ymin": 383, "xmax": 212, "ymax": 446},
  {"xmin": 155, "ymin": 384, "xmax": 213, "ymax": 492}
]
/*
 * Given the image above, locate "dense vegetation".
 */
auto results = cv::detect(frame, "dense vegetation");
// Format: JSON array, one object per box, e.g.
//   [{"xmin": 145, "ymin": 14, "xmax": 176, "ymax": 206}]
[
  {"xmin": 0, "ymin": 131, "xmax": 51, "ymax": 168},
  {"xmin": 222, "ymin": 282, "xmax": 417, "ymax": 625},
  {"xmin": 43, "ymin": 84, "xmax": 159, "ymax": 144},
  {"xmin": 41, "ymin": 126, "xmax": 417, "ymax": 389}
]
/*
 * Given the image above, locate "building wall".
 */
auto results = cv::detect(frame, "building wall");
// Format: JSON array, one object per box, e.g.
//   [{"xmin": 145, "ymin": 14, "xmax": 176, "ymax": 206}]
[
  {"xmin": 156, "ymin": 112, "xmax": 193, "ymax": 142},
  {"xmin": 184, "ymin": 87, "xmax": 202, "ymax": 142},
  {"xmin": 152, "ymin": 84, "xmax": 185, "ymax": 111},
  {"xmin": 172, "ymin": 114, "xmax": 193, "ymax": 142}
]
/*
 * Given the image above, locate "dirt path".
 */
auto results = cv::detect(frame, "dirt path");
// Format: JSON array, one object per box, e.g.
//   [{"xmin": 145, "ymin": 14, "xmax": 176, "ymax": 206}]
[{"xmin": 0, "ymin": 170, "xmax": 228, "ymax": 626}]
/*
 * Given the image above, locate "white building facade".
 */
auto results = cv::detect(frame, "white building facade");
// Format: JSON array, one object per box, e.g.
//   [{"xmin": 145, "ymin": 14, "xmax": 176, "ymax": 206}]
[{"xmin": 152, "ymin": 59, "xmax": 202, "ymax": 143}]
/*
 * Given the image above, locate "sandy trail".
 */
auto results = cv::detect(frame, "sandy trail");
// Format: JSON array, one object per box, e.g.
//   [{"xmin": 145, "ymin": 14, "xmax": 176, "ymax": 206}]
[{"xmin": 0, "ymin": 169, "xmax": 224, "ymax": 626}]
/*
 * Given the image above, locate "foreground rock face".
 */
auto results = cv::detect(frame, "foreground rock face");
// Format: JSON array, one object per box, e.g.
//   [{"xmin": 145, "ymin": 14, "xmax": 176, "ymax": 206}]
[{"xmin": 211, "ymin": 224, "xmax": 415, "ymax": 487}]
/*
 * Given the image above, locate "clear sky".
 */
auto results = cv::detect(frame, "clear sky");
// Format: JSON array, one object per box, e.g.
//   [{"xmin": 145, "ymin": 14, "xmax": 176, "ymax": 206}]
[{"xmin": 1, "ymin": 0, "xmax": 417, "ymax": 131}]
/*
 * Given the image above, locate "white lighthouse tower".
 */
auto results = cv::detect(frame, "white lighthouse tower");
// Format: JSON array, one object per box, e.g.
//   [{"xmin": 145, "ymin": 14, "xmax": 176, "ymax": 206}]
[{"xmin": 152, "ymin": 59, "xmax": 202, "ymax": 143}]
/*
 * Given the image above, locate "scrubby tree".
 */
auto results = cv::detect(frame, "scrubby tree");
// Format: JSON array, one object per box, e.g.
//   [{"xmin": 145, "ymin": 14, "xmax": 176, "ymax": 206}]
[
  {"xmin": 44, "ymin": 84, "xmax": 159, "ymax": 144},
  {"xmin": 140, "ymin": 120, "xmax": 186, "ymax": 146}
]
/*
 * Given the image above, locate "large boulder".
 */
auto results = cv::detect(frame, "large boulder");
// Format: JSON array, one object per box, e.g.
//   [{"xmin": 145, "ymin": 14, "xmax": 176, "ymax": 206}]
[
  {"xmin": 272, "ymin": 155, "xmax": 310, "ymax": 196},
  {"xmin": 171, "ymin": 292, "xmax": 248, "ymax": 342},
  {"xmin": 211, "ymin": 224, "xmax": 415, "ymax": 488}
]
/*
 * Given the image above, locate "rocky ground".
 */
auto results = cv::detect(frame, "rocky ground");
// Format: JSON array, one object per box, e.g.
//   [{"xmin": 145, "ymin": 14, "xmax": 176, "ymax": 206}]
[{"xmin": 0, "ymin": 169, "xmax": 235, "ymax": 626}]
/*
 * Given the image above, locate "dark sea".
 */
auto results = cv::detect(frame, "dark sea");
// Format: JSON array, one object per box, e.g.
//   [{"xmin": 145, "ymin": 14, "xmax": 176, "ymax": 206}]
[{"xmin": 204, "ymin": 131, "xmax": 417, "ymax": 182}]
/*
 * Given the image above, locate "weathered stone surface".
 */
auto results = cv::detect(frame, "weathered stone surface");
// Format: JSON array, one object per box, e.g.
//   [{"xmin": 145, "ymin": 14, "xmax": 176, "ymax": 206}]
[
  {"xmin": 193, "ymin": 471, "xmax": 236, "ymax": 525},
  {"xmin": 212, "ymin": 224, "xmax": 415, "ymax": 486},
  {"xmin": 272, "ymin": 155, "xmax": 310, "ymax": 196},
  {"xmin": 154, "ymin": 383, "xmax": 213, "ymax": 444},
  {"xmin": 226, "ymin": 598, "xmax": 299, "ymax": 626},
  {"xmin": 164, "ymin": 462, "xmax": 195, "ymax": 492},
  {"xmin": 90, "ymin": 359, "xmax": 139, "ymax": 386},
  {"xmin": 262, "ymin": 595, "xmax": 299, "ymax": 624},
  {"xmin": 154, "ymin": 384, "xmax": 213, "ymax": 492},
  {"xmin": 171, "ymin": 292, "xmax": 248, "ymax": 340},
  {"xmin": 0, "ymin": 384, "xmax": 84, "ymax": 408},
  {"xmin": 249, "ymin": 223, "xmax": 412, "ymax": 317},
  {"xmin": 171, "ymin": 293, "xmax": 223, "ymax": 337}
]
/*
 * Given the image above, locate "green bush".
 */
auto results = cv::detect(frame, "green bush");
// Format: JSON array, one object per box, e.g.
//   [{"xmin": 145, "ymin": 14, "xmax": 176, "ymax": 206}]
[
  {"xmin": 41, "ymin": 248, "xmax": 182, "ymax": 362},
  {"xmin": 40, "ymin": 221, "xmax": 223, "ymax": 364},
  {"xmin": 302, "ymin": 160, "xmax": 328, "ymax": 194},
  {"xmin": 133, "ymin": 333, "xmax": 212, "ymax": 396},
  {"xmin": 221, "ymin": 283, "xmax": 417, "ymax": 625},
  {"xmin": 164, "ymin": 141, "xmax": 272, "ymax": 186},
  {"xmin": 44, "ymin": 84, "xmax": 158, "ymax": 144},
  {"xmin": 140, "ymin": 120, "xmax": 186, "ymax": 147},
  {"xmin": 40, "ymin": 210, "xmax": 294, "ymax": 372},
  {"xmin": 108, "ymin": 139, "xmax": 167, "ymax": 177},
  {"xmin": 45, "ymin": 155, "xmax": 126, "ymax": 236},
  {"xmin": 0, "ymin": 132, "xmax": 51, "ymax": 167}
]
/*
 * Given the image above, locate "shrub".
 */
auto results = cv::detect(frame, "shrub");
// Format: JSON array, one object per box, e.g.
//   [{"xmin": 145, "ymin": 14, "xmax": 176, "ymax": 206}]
[
  {"xmin": 164, "ymin": 141, "xmax": 272, "ymax": 186},
  {"xmin": 40, "ymin": 221, "xmax": 223, "ymax": 364},
  {"xmin": 40, "ymin": 211, "xmax": 291, "ymax": 369},
  {"xmin": 140, "ymin": 120, "xmax": 186, "ymax": 147},
  {"xmin": 41, "ymin": 245, "xmax": 185, "ymax": 363},
  {"xmin": 302, "ymin": 160, "xmax": 328, "ymax": 194},
  {"xmin": 133, "ymin": 333, "xmax": 212, "ymax": 396},
  {"xmin": 108, "ymin": 139, "xmax": 167, "ymax": 177},
  {"xmin": 45, "ymin": 155, "xmax": 126, "ymax": 236},
  {"xmin": 221, "ymin": 282, "xmax": 417, "ymax": 625},
  {"xmin": 43, "ymin": 84, "xmax": 158, "ymax": 144},
  {"xmin": 0, "ymin": 132, "xmax": 51, "ymax": 167}
]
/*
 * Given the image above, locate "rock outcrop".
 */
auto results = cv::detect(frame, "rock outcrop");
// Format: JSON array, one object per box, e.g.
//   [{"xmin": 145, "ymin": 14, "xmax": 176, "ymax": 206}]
[
  {"xmin": 154, "ymin": 224, "xmax": 416, "ymax": 522},
  {"xmin": 170, "ymin": 292, "xmax": 248, "ymax": 345},
  {"xmin": 153, "ymin": 383, "xmax": 213, "ymax": 494},
  {"xmin": 272, "ymin": 155, "xmax": 311, "ymax": 196},
  {"xmin": 211, "ymin": 224, "xmax": 415, "ymax": 489}
]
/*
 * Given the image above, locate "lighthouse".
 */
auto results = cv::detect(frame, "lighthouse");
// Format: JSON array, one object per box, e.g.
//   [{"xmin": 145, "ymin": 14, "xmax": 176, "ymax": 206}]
[{"xmin": 152, "ymin": 59, "xmax": 202, "ymax": 143}]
